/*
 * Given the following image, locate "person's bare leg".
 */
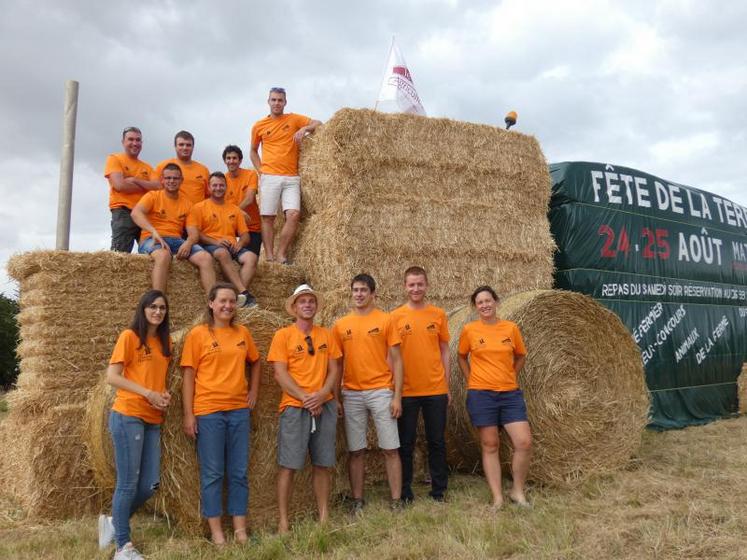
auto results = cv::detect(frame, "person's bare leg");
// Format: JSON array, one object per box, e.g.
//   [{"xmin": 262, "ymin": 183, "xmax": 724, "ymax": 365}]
[
  {"xmin": 238, "ymin": 251, "xmax": 258, "ymax": 289},
  {"xmin": 382, "ymin": 448, "xmax": 402, "ymax": 500},
  {"xmin": 277, "ymin": 467, "xmax": 295, "ymax": 534},
  {"xmin": 348, "ymin": 450, "xmax": 365, "ymax": 500},
  {"xmin": 276, "ymin": 209, "xmax": 300, "ymax": 263},
  {"xmin": 150, "ymin": 248, "xmax": 171, "ymax": 292},
  {"xmin": 478, "ymin": 426, "xmax": 503, "ymax": 507},
  {"xmin": 188, "ymin": 251, "xmax": 216, "ymax": 295},
  {"xmin": 207, "ymin": 516, "xmax": 225, "ymax": 545},
  {"xmin": 232, "ymin": 515, "xmax": 248, "ymax": 543},
  {"xmin": 213, "ymin": 248, "xmax": 246, "ymax": 292},
  {"xmin": 261, "ymin": 216, "xmax": 276, "ymax": 261},
  {"xmin": 312, "ymin": 466, "xmax": 332, "ymax": 524},
  {"xmin": 503, "ymin": 421, "xmax": 532, "ymax": 504}
]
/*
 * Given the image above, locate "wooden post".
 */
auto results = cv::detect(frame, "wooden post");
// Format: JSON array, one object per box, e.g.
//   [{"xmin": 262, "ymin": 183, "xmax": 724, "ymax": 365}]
[{"xmin": 56, "ymin": 80, "xmax": 79, "ymax": 250}]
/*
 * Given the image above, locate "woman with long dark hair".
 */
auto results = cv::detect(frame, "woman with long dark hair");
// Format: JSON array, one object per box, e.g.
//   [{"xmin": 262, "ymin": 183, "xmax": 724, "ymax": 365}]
[
  {"xmin": 98, "ymin": 290, "xmax": 172, "ymax": 559},
  {"xmin": 457, "ymin": 286, "xmax": 532, "ymax": 508},
  {"xmin": 181, "ymin": 282, "xmax": 261, "ymax": 545}
]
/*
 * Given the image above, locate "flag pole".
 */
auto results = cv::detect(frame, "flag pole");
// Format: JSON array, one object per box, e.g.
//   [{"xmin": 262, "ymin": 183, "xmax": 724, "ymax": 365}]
[{"xmin": 374, "ymin": 35, "xmax": 396, "ymax": 111}]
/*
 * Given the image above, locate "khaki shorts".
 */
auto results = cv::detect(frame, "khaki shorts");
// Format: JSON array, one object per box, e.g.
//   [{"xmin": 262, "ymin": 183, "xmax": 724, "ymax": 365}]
[
  {"xmin": 342, "ymin": 388, "xmax": 400, "ymax": 452},
  {"xmin": 259, "ymin": 174, "xmax": 300, "ymax": 215}
]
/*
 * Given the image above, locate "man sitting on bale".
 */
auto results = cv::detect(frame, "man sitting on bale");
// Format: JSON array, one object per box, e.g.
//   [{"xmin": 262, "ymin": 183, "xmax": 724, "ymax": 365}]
[
  {"xmin": 333, "ymin": 273, "xmax": 404, "ymax": 514},
  {"xmin": 250, "ymin": 87, "xmax": 321, "ymax": 264},
  {"xmin": 268, "ymin": 284, "xmax": 341, "ymax": 533},
  {"xmin": 187, "ymin": 171, "xmax": 257, "ymax": 307},
  {"xmin": 222, "ymin": 145, "xmax": 262, "ymax": 293},
  {"xmin": 104, "ymin": 126, "xmax": 161, "ymax": 253},
  {"xmin": 154, "ymin": 130, "xmax": 210, "ymax": 205},
  {"xmin": 130, "ymin": 163, "xmax": 215, "ymax": 296}
]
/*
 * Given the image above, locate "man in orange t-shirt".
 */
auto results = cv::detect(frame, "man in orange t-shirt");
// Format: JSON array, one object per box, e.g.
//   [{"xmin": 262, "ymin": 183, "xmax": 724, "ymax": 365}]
[
  {"xmin": 154, "ymin": 131, "xmax": 210, "ymax": 205},
  {"xmin": 250, "ymin": 87, "xmax": 321, "ymax": 264},
  {"xmin": 332, "ymin": 273, "xmax": 404, "ymax": 512},
  {"xmin": 130, "ymin": 163, "xmax": 216, "ymax": 296},
  {"xmin": 222, "ymin": 145, "xmax": 261, "ymax": 290},
  {"xmin": 104, "ymin": 126, "xmax": 161, "ymax": 253},
  {"xmin": 268, "ymin": 284, "xmax": 341, "ymax": 533},
  {"xmin": 390, "ymin": 266, "xmax": 450, "ymax": 503},
  {"xmin": 187, "ymin": 172, "xmax": 257, "ymax": 308}
]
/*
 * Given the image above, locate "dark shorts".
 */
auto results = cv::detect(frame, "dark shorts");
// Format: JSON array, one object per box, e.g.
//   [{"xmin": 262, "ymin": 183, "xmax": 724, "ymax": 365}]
[
  {"xmin": 138, "ymin": 236, "xmax": 204, "ymax": 257},
  {"xmin": 246, "ymin": 231, "xmax": 262, "ymax": 256},
  {"xmin": 277, "ymin": 400, "xmax": 337, "ymax": 470},
  {"xmin": 203, "ymin": 243, "xmax": 251, "ymax": 260},
  {"xmin": 466, "ymin": 389, "xmax": 528, "ymax": 427},
  {"xmin": 110, "ymin": 207, "xmax": 140, "ymax": 253}
]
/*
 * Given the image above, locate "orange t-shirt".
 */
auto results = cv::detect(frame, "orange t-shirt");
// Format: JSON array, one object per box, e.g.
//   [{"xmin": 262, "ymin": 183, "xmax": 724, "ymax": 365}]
[
  {"xmin": 390, "ymin": 304, "xmax": 450, "ymax": 397},
  {"xmin": 187, "ymin": 199, "xmax": 248, "ymax": 243},
  {"xmin": 268, "ymin": 324, "xmax": 342, "ymax": 412},
  {"xmin": 104, "ymin": 153, "xmax": 154, "ymax": 210},
  {"xmin": 110, "ymin": 329, "xmax": 171, "ymax": 424},
  {"xmin": 136, "ymin": 190, "xmax": 193, "ymax": 241},
  {"xmin": 333, "ymin": 308, "xmax": 401, "ymax": 391},
  {"xmin": 458, "ymin": 320, "xmax": 526, "ymax": 392},
  {"xmin": 154, "ymin": 158, "xmax": 209, "ymax": 205},
  {"xmin": 250, "ymin": 113, "xmax": 312, "ymax": 176},
  {"xmin": 180, "ymin": 323, "xmax": 260, "ymax": 416},
  {"xmin": 225, "ymin": 168, "xmax": 261, "ymax": 233}
]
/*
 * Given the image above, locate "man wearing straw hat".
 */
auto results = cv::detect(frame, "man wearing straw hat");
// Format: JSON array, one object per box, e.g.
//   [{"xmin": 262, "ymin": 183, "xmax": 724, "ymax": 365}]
[
  {"xmin": 333, "ymin": 273, "xmax": 404, "ymax": 514},
  {"xmin": 390, "ymin": 266, "xmax": 450, "ymax": 503},
  {"xmin": 104, "ymin": 126, "xmax": 161, "ymax": 253},
  {"xmin": 268, "ymin": 284, "xmax": 341, "ymax": 533},
  {"xmin": 250, "ymin": 87, "xmax": 321, "ymax": 264}
]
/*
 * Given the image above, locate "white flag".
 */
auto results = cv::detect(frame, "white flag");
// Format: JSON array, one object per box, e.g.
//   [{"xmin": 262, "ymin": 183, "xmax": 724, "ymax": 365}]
[{"xmin": 375, "ymin": 38, "xmax": 426, "ymax": 116}]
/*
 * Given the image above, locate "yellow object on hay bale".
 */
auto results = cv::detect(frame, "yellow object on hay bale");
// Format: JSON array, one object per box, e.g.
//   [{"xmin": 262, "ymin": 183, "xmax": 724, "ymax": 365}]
[
  {"xmin": 737, "ymin": 363, "xmax": 747, "ymax": 414},
  {"xmin": 447, "ymin": 290, "xmax": 650, "ymax": 485},
  {"xmin": 296, "ymin": 108, "xmax": 555, "ymax": 311},
  {"xmin": 156, "ymin": 308, "xmax": 348, "ymax": 535}
]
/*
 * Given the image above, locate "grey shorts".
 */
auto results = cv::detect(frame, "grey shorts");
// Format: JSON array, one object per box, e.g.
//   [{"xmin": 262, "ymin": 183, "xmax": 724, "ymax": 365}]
[
  {"xmin": 110, "ymin": 207, "xmax": 140, "ymax": 253},
  {"xmin": 277, "ymin": 400, "xmax": 337, "ymax": 470},
  {"xmin": 342, "ymin": 388, "xmax": 400, "ymax": 452}
]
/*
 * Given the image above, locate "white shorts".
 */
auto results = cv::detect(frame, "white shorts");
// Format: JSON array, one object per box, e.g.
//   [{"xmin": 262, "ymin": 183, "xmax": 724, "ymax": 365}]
[
  {"xmin": 259, "ymin": 174, "xmax": 301, "ymax": 215},
  {"xmin": 342, "ymin": 388, "xmax": 400, "ymax": 452}
]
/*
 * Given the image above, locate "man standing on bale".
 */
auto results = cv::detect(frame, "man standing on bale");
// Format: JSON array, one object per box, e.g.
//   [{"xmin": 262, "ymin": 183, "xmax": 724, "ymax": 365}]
[
  {"xmin": 268, "ymin": 284, "xmax": 341, "ymax": 533},
  {"xmin": 390, "ymin": 266, "xmax": 450, "ymax": 503},
  {"xmin": 187, "ymin": 172, "xmax": 257, "ymax": 307},
  {"xmin": 130, "ymin": 163, "xmax": 216, "ymax": 296},
  {"xmin": 250, "ymin": 87, "xmax": 321, "ymax": 264},
  {"xmin": 223, "ymin": 145, "xmax": 262, "ymax": 291},
  {"xmin": 154, "ymin": 130, "xmax": 210, "ymax": 205},
  {"xmin": 104, "ymin": 127, "xmax": 161, "ymax": 253},
  {"xmin": 333, "ymin": 273, "xmax": 404, "ymax": 514}
]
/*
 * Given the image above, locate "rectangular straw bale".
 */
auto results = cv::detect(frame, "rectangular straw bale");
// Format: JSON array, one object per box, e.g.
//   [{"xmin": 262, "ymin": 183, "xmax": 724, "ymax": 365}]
[{"xmin": 295, "ymin": 109, "xmax": 555, "ymax": 308}]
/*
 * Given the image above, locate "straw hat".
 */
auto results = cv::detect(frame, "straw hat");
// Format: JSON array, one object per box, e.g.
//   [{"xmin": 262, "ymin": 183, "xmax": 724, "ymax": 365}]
[{"xmin": 284, "ymin": 284, "xmax": 323, "ymax": 317}]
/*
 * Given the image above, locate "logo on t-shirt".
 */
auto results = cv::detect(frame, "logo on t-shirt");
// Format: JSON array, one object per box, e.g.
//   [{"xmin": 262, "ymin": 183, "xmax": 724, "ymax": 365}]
[
  {"xmin": 367, "ymin": 327, "xmax": 381, "ymax": 337},
  {"xmin": 342, "ymin": 329, "xmax": 353, "ymax": 341},
  {"xmin": 501, "ymin": 337, "xmax": 512, "ymax": 345},
  {"xmin": 294, "ymin": 344, "xmax": 304, "ymax": 354},
  {"xmin": 400, "ymin": 323, "xmax": 413, "ymax": 337},
  {"xmin": 237, "ymin": 340, "xmax": 246, "ymax": 347},
  {"xmin": 318, "ymin": 343, "xmax": 328, "ymax": 352},
  {"xmin": 426, "ymin": 322, "xmax": 438, "ymax": 332},
  {"xmin": 157, "ymin": 209, "xmax": 167, "ymax": 218},
  {"xmin": 137, "ymin": 345, "xmax": 153, "ymax": 363},
  {"xmin": 478, "ymin": 338, "xmax": 486, "ymax": 346}
]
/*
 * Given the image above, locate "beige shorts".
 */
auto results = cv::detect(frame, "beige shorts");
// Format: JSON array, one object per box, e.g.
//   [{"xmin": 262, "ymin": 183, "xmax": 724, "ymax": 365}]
[
  {"xmin": 259, "ymin": 174, "xmax": 301, "ymax": 215},
  {"xmin": 342, "ymin": 388, "xmax": 400, "ymax": 452}
]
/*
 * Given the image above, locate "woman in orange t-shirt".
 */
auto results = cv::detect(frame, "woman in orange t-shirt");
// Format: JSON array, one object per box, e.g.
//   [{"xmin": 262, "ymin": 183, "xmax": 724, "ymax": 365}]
[
  {"xmin": 98, "ymin": 290, "xmax": 172, "ymax": 558},
  {"xmin": 457, "ymin": 286, "xmax": 533, "ymax": 508},
  {"xmin": 181, "ymin": 282, "xmax": 261, "ymax": 545}
]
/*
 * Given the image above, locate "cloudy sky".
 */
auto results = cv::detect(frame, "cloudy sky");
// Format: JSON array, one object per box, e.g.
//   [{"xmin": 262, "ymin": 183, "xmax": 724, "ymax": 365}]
[{"xmin": 1, "ymin": 0, "xmax": 745, "ymax": 295}]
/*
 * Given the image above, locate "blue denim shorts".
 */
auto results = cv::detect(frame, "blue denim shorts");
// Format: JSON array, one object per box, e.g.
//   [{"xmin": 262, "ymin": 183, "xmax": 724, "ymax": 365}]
[
  {"xmin": 138, "ymin": 236, "xmax": 203, "ymax": 256},
  {"xmin": 203, "ymin": 243, "xmax": 251, "ymax": 260},
  {"xmin": 466, "ymin": 389, "xmax": 528, "ymax": 427}
]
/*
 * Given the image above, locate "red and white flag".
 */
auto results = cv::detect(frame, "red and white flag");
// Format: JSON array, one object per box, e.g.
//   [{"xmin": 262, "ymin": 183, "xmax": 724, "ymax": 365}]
[{"xmin": 375, "ymin": 38, "xmax": 426, "ymax": 116}]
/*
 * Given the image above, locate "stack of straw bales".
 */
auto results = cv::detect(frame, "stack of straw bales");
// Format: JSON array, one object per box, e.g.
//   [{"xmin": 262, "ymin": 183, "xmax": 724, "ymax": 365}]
[
  {"xmin": 296, "ymin": 108, "xmax": 556, "ymax": 321},
  {"xmin": 447, "ymin": 290, "xmax": 650, "ymax": 485},
  {"xmin": 738, "ymin": 363, "xmax": 747, "ymax": 414},
  {"xmin": 1, "ymin": 251, "xmax": 303, "ymax": 518}
]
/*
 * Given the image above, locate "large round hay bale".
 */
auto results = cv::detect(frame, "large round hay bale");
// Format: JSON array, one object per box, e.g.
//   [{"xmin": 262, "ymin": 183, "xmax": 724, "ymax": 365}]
[
  {"xmin": 447, "ymin": 290, "xmax": 650, "ymax": 485},
  {"xmin": 157, "ymin": 307, "xmax": 350, "ymax": 535},
  {"xmin": 84, "ymin": 375, "xmax": 116, "ymax": 503}
]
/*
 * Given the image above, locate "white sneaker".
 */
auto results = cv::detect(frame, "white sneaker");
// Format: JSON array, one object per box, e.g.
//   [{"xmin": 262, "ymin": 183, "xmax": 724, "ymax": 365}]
[
  {"xmin": 98, "ymin": 514, "xmax": 115, "ymax": 549},
  {"xmin": 113, "ymin": 542, "xmax": 144, "ymax": 560}
]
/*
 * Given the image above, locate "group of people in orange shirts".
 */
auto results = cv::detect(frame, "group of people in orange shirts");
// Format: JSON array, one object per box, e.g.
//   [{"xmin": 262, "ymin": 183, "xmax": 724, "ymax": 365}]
[{"xmin": 98, "ymin": 271, "xmax": 533, "ymax": 558}]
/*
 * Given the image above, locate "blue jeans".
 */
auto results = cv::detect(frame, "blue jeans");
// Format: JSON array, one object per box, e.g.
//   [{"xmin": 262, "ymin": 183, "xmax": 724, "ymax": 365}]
[
  {"xmin": 137, "ymin": 235, "xmax": 204, "ymax": 256},
  {"xmin": 109, "ymin": 410, "xmax": 161, "ymax": 548},
  {"xmin": 196, "ymin": 408, "xmax": 251, "ymax": 517}
]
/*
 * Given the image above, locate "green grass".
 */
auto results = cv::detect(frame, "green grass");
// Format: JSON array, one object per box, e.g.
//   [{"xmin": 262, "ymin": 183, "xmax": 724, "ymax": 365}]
[{"xmin": 2, "ymin": 417, "xmax": 747, "ymax": 559}]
